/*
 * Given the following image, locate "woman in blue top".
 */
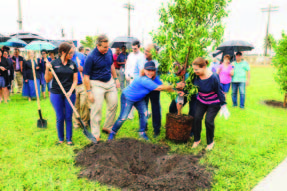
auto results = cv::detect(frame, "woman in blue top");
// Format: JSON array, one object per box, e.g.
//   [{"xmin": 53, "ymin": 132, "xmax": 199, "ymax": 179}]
[
  {"xmin": 22, "ymin": 50, "xmax": 41, "ymax": 101},
  {"xmin": 108, "ymin": 61, "xmax": 184, "ymax": 141},
  {"xmin": 192, "ymin": 57, "xmax": 228, "ymax": 151}
]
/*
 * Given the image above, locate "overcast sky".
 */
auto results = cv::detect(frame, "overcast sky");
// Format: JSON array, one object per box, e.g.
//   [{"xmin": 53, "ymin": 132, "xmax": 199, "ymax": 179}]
[{"xmin": 1, "ymin": 0, "xmax": 287, "ymax": 54}]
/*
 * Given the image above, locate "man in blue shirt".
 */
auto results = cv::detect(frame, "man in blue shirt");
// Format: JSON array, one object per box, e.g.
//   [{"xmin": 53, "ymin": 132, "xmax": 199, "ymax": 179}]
[
  {"xmin": 83, "ymin": 35, "xmax": 120, "ymax": 141},
  {"xmin": 117, "ymin": 45, "xmax": 129, "ymax": 90},
  {"xmin": 70, "ymin": 43, "xmax": 90, "ymax": 129}
]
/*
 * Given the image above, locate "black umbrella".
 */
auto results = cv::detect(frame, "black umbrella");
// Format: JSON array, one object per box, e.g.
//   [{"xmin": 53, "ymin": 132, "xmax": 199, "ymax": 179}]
[
  {"xmin": 9, "ymin": 32, "xmax": 45, "ymax": 44},
  {"xmin": 0, "ymin": 34, "xmax": 10, "ymax": 43},
  {"xmin": 216, "ymin": 40, "xmax": 254, "ymax": 52},
  {"xmin": 110, "ymin": 36, "xmax": 139, "ymax": 49}
]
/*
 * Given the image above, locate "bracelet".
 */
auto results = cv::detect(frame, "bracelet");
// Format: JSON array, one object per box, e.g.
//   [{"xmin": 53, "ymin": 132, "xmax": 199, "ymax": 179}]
[
  {"xmin": 87, "ymin": 90, "xmax": 91, "ymax": 93},
  {"xmin": 114, "ymin": 78, "xmax": 118, "ymax": 80}
]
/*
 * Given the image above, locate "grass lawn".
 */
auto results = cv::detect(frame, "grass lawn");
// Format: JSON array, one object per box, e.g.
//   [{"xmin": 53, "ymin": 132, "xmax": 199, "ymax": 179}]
[{"xmin": 0, "ymin": 66, "xmax": 286, "ymax": 190}]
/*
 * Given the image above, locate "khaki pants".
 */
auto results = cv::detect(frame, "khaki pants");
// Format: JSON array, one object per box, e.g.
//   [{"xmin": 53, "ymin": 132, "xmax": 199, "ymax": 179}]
[
  {"xmin": 15, "ymin": 72, "xmax": 23, "ymax": 93},
  {"xmin": 90, "ymin": 79, "xmax": 118, "ymax": 139},
  {"xmin": 73, "ymin": 84, "xmax": 90, "ymax": 127}
]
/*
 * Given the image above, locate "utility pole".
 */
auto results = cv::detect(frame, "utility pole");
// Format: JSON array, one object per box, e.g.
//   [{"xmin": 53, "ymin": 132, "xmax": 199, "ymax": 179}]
[
  {"xmin": 17, "ymin": 0, "xmax": 23, "ymax": 31},
  {"xmin": 123, "ymin": 0, "xmax": 134, "ymax": 37},
  {"xmin": 261, "ymin": 5, "xmax": 279, "ymax": 56}
]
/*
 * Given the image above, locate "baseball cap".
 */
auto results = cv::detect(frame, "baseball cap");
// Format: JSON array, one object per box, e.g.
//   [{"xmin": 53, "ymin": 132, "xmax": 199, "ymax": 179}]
[{"xmin": 144, "ymin": 61, "xmax": 156, "ymax": 70}]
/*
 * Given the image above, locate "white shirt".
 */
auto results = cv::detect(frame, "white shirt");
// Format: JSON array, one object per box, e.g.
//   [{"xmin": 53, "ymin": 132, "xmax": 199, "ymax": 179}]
[{"xmin": 125, "ymin": 51, "xmax": 145, "ymax": 78}]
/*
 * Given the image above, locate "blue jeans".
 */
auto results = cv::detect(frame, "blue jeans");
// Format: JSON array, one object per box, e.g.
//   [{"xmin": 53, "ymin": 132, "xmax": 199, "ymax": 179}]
[
  {"xmin": 50, "ymin": 93, "xmax": 76, "ymax": 142},
  {"xmin": 40, "ymin": 73, "xmax": 46, "ymax": 93},
  {"xmin": 232, "ymin": 82, "xmax": 246, "ymax": 108},
  {"xmin": 112, "ymin": 94, "xmax": 147, "ymax": 133}
]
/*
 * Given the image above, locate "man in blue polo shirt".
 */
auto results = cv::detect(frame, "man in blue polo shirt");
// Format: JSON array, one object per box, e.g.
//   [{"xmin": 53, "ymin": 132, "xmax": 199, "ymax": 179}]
[
  {"xmin": 83, "ymin": 35, "xmax": 120, "ymax": 141},
  {"xmin": 117, "ymin": 45, "xmax": 129, "ymax": 90},
  {"xmin": 134, "ymin": 44, "xmax": 162, "ymax": 137},
  {"xmin": 70, "ymin": 42, "xmax": 90, "ymax": 129}
]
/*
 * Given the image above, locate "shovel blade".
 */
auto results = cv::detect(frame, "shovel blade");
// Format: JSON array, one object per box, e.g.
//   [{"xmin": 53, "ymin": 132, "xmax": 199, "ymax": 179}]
[
  {"xmin": 83, "ymin": 129, "xmax": 98, "ymax": 143},
  {"xmin": 37, "ymin": 119, "xmax": 47, "ymax": 128}
]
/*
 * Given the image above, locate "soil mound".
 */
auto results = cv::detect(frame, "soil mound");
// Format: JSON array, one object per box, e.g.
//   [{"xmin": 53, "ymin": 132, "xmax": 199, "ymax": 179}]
[
  {"xmin": 264, "ymin": 100, "xmax": 286, "ymax": 109},
  {"xmin": 75, "ymin": 138, "xmax": 212, "ymax": 191}
]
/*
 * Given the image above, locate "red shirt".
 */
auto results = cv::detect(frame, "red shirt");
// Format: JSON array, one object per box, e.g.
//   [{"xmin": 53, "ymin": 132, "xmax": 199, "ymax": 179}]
[{"xmin": 113, "ymin": 54, "xmax": 120, "ymax": 69}]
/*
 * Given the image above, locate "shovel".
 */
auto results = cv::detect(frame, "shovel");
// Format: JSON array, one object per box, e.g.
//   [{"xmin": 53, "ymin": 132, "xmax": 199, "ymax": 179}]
[
  {"xmin": 48, "ymin": 66, "xmax": 97, "ymax": 144},
  {"xmin": 31, "ymin": 60, "xmax": 47, "ymax": 128}
]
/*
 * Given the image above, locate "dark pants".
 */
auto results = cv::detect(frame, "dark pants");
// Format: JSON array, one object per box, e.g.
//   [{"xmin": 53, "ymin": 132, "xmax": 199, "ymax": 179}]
[
  {"xmin": 112, "ymin": 94, "xmax": 147, "ymax": 133},
  {"xmin": 145, "ymin": 91, "xmax": 161, "ymax": 135},
  {"xmin": 169, "ymin": 95, "xmax": 197, "ymax": 136},
  {"xmin": 193, "ymin": 101, "xmax": 220, "ymax": 145},
  {"xmin": 50, "ymin": 93, "xmax": 76, "ymax": 142}
]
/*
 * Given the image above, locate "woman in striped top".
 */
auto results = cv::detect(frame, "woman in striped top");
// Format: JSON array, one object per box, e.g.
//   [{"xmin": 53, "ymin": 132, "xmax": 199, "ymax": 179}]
[{"xmin": 192, "ymin": 57, "xmax": 227, "ymax": 150}]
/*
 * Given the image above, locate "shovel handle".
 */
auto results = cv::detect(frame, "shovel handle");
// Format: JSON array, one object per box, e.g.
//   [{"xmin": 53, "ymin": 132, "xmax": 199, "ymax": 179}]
[
  {"xmin": 49, "ymin": 67, "xmax": 80, "ymax": 118},
  {"xmin": 38, "ymin": 109, "xmax": 43, "ymax": 120},
  {"xmin": 31, "ymin": 60, "xmax": 41, "ymax": 110}
]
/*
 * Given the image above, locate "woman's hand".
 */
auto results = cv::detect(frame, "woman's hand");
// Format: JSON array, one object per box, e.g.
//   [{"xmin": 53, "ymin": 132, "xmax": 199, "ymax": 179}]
[
  {"xmin": 46, "ymin": 62, "xmax": 52, "ymax": 71},
  {"xmin": 66, "ymin": 90, "xmax": 72, "ymax": 98},
  {"xmin": 178, "ymin": 91, "xmax": 185, "ymax": 96},
  {"xmin": 25, "ymin": 79, "xmax": 28, "ymax": 82},
  {"xmin": 36, "ymin": 66, "xmax": 40, "ymax": 70}
]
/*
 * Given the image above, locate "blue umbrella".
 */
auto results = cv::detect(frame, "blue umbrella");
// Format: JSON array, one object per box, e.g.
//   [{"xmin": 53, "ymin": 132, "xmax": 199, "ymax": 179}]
[
  {"xmin": 0, "ymin": 38, "xmax": 27, "ymax": 47},
  {"xmin": 25, "ymin": 41, "xmax": 56, "ymax": 51}
]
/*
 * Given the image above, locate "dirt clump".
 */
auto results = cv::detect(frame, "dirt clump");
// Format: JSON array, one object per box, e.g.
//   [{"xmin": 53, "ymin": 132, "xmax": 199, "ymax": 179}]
[
  {"xmin": 264, "ymin": 100, "xmax": 286, "ymax": 109},
  {"xmin": 75, "ymin": 138, "xmax": 212, "ymax": 191}
]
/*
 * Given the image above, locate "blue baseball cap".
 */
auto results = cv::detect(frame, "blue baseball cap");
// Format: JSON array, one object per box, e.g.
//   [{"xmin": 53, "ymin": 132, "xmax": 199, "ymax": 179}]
[{"xmin": 144, "ymin": 61, "xmax": 156, "ymax": 70}]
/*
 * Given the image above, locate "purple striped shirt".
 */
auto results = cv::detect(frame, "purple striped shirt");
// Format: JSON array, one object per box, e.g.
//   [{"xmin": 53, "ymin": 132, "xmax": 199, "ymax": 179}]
[{"xmin": 194, "ymin": 74, "xmax": 226, "ymax": 105}]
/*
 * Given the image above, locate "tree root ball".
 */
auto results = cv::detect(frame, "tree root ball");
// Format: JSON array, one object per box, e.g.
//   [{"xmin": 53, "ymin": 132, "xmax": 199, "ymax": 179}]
[{"xmin": 75, "ymin": 138, "xmax": 212, "ymax": 191}]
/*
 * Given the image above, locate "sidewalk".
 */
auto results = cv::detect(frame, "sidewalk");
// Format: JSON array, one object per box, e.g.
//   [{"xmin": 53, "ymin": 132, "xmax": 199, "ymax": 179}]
[{"xmin": 253, "ymin": 158, "xmax": 287, "ymax": 191}]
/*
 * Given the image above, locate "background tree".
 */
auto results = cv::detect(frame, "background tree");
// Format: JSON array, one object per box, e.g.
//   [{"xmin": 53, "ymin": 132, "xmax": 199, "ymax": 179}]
[
  {"xmin": 151, "ymin": 0, "xmax": 232, "ymax": 100},
  {"xmin": 272, "ymin": 31, "xmax": 287, "ymax": 107},
  {"xmin": 264, "ymin": 34, "xmax": 276, "ymax": 56},
  {"xmin": 80, "ymin": 36, "xmax": 98, "ymax": 49}
]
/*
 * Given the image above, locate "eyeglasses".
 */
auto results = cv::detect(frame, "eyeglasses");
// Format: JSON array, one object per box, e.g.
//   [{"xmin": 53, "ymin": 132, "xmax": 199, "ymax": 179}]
[{"xmin": 68, "ymin": 52, "xmax": 75, "ymax": 55}]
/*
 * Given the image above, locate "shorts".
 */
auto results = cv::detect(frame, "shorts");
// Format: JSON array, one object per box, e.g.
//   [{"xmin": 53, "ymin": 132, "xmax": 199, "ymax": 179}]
[
  {"xmin": 176, "ymin": 95, "xmax": 184, "ymax": 104},
  {"xmin": 221, "ymin": 83, "xmax": 231, "ymax": 93},
  {"xmin": 0, "ymin": 76, "xmax": 6, "ymax": 88}
]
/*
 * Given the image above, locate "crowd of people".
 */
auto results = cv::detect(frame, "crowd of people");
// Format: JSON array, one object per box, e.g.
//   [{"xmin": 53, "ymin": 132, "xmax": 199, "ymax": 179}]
[{"xmin": 0, "ymin": 35, "xmax": 250, "ymax": 150}]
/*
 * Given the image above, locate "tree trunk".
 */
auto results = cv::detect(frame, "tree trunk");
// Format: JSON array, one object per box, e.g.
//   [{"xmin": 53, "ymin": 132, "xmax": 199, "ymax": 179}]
[{"xmin": 284, "ymin": 93, "xmax": 287, "ymax": 108}]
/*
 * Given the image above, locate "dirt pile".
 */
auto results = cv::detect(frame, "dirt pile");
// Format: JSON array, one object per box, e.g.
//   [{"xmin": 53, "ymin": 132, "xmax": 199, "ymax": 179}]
[
  {"xmin": 264, "ymin": 100, "xmax": 286, "ymax": 109},
  {"xmin": 75, "ymin": 138, "xmax": 212, "ymax": 191}
]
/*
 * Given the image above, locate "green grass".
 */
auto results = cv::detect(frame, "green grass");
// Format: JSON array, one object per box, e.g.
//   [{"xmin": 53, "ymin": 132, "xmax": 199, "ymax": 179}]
[{"xmin": 0, "ymin": 66, "xmax": 286, "ymax": 191}]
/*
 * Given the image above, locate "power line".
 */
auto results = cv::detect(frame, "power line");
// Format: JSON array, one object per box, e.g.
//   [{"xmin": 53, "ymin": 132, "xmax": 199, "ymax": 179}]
[
  {"xmin": 261, "ymin": 4, "xmax": 279, "ymax": 56},
  {"xmin": 123, "ymin": 0, "xmax": 135, "ymax": 37}
]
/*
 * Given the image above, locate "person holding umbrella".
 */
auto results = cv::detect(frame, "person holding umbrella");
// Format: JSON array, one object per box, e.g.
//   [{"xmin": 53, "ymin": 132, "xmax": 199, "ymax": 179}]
[
  {"xmin": 231, "ymin": 52, "xmax": 250, "ymax": 109},
  {"xmin": 45, "ymin": 42, "xmax": 78, "ymax": 146},
  {"xmin": 22, "ymin": 50, "xmax": 41, "ymax": 102},
  {"xmin": 117, "ymin": 45, "xmax": 129, "ymax": 90}
]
